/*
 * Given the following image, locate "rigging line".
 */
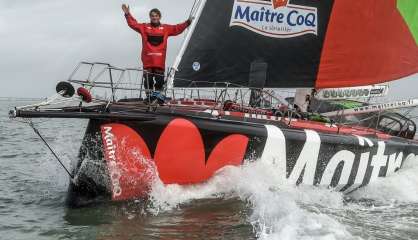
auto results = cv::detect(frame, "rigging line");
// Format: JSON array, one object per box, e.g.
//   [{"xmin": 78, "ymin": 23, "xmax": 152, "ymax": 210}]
[
  {"xmin": 176, "ymin": 0, "xmax": 201, "ymax": 74},
  {"xmin": 28, "ymin": 121, "xmax": 75, "ymax": 181},
  {"xmin": 189, "ymin": 0, "xmax": 199, "ymax": 18}
]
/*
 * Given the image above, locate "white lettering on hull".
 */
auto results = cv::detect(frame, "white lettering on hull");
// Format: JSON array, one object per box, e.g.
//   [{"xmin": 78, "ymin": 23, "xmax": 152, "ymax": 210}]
[
  {"xmin": 387, "ymin": 152, "xmax": 404, "ymax": 175},
  {"xmin": 103, "ymin": 126, "xmax": 122, "ymax": 197},
  {"xmin": 262, "ymin": 125, "xmax": 415, "ymax": 190},
  {"xmin": 320, "ymin": 150, "xmax": 354, "ymax": 191},
  {"xmin": 287, "ymin": 130, "xmax": 320, "ymax": 185},
  {"xmin": 370, "ymin": 142, "xmax": 388, "ymax": 182},
  {"xmin": 344, "ymin": 135, "xmax": 374, "ymax": 193},
  {"xmin": 344, "ymin": 151, "xmax": 370, "ymax": 193},
  {"xmin": 355, "ymin": 135, "xmax": 374, "ymax": 147},
  {"xmin": 261, "ymin": 125, "xmax": 287, "ymax": 180}
]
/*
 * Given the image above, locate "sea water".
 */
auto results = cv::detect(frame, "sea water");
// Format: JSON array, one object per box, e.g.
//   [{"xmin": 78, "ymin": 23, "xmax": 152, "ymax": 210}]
[{"xmin": 2, "ymin": 100, "xmax": 418, "ymax": 240}]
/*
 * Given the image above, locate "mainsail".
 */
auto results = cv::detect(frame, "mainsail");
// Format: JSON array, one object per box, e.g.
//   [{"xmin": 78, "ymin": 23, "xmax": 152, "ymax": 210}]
[{"xmin": 173, "ymin": 0, "xmax": 418, "ymax": 89}]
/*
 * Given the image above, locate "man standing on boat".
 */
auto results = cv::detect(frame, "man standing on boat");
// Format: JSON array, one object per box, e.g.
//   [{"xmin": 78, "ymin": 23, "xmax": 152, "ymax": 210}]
[{"xmin": 122, "ymin": 4, "xmax": 192, "ymax": 100}]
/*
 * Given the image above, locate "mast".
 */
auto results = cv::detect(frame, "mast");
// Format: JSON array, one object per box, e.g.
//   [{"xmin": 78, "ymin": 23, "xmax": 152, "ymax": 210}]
[{"xmin": 167, "ymin": 0, "xmax": 207, "ymax": 89}]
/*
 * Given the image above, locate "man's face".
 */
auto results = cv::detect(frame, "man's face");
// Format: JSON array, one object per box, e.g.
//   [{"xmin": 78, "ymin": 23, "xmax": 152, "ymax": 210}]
[{"xmin": 150, "ymin": 12, "xmax": 161, "ymax": 25}]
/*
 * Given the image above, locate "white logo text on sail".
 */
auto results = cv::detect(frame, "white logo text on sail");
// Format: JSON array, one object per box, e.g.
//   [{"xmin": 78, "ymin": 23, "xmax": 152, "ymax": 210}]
[{"xmin": 229, "ymin": 0, "xmax": 318, "ymax": 38}]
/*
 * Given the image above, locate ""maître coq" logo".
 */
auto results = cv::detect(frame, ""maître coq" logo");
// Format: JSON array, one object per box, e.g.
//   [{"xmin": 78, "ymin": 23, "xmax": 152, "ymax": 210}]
[{"xmin": 229, "ymin": 0, "xmax": 318, "ymax": 38}]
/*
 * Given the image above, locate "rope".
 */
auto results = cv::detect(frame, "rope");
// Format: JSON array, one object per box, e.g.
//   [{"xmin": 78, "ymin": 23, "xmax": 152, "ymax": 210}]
[
  {"xmin": 28, "ymin": 121, "xmax": 75, "ymax": 181},
  {"xmin": 189, "ymin": 0, "xmax": 199, "ymax": 18}
]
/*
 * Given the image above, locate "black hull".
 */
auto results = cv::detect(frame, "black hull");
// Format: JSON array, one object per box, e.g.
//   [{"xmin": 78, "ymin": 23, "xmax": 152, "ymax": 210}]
[{"xmin": 65, "ymin": 110, "xmax": 418, "ymax": 206}]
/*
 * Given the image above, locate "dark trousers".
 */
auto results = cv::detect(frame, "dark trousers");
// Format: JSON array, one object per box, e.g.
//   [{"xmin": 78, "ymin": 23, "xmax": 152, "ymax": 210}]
[{"xmin": 143, "ymin": 68, "xmax": 165, "ymax": 92}]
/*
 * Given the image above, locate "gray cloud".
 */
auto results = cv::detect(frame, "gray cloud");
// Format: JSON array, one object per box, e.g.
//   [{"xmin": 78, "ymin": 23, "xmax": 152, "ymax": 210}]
[{"xmin": 0, "ymin": 0, "xmax": 417, "ymax": 100}]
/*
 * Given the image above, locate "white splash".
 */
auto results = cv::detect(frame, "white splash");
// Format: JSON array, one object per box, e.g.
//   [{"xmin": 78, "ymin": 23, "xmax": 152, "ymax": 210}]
[
  {"xmin": 350, "ymin": 156, "xmax": 418, "ymax": 203},
  {"xmin": 148, "ymin": 161, "xmax": 358, "ymax": 240}
]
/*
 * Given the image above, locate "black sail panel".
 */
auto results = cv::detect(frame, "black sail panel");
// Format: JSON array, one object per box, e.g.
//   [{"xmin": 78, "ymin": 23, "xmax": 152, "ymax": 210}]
[{"xmin": 174, "ymin": 0, "xmax": 335, "ymax": 88}]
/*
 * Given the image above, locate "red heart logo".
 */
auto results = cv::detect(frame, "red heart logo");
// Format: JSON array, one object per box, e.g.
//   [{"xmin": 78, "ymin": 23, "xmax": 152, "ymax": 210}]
[
  {"xmin": 101, "ymin": 118, "xmax": 249, "ymax": 200},
  {"xmin": 154, "ymin": 118, "xmax": 249, "ymax": 184},
  {"xmin": 272, "ymin": 0, "xmax": 288, "ymax": 9},
  {"xmin": 101, "ymin": 124, "xmax": 154, "ymax": 201}
]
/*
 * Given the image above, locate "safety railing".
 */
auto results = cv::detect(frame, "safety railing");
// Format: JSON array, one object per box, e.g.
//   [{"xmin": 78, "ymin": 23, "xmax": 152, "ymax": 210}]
[
  {"xmin": 66, "ymin": 61, "xmax": 294, "ymax": 111},
  {"xmin": 14, "ymin": 61, "xmax": 417, "ymax": 139}
]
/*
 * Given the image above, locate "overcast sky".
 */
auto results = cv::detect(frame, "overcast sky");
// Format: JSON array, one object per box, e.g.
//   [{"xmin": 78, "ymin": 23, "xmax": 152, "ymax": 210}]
[
  {"xmin": 0, "ymin": 0, "xmax": 417, "ymax": 99},
  {"xmin": 0, "ymin": 0, "xmax": 194, "ymax": 98}
]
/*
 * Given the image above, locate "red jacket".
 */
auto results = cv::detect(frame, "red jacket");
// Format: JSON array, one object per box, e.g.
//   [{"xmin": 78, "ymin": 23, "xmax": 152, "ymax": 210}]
[{"xmin": 125, "ymin": 13, "xmax": 190, "ymax": 70}]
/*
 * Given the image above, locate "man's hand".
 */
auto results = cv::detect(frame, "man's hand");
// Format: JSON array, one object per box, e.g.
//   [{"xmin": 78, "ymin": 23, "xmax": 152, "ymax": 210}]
[
  {"xmin": 122, "ymin": 4, "xmax": 130, "ymax": 14},
  {"xmin": 187, "ymin": 16, "xmax": 195, "ymax": 26}
]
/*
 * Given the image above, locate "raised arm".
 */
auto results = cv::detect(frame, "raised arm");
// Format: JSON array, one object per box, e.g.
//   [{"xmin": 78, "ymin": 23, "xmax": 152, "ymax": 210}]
[
  {"xmin": 167, "ymin": 18, "xmax": 192, "ymax": 36},
  {"xmin": 122, "ymin": 4, "xmax": 143, "ymax": 33}
]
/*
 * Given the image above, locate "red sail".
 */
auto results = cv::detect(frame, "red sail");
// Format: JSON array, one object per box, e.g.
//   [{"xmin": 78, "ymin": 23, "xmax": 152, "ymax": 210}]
[{"xmin": 316, "ymin": 0, "xmax": 418, "ymax": 89}]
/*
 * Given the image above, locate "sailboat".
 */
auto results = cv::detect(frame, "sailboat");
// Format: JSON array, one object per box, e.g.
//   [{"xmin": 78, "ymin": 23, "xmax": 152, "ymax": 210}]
[{"xmin": 9, "ymin": 0, "xmax": 418, "ymax": 207}]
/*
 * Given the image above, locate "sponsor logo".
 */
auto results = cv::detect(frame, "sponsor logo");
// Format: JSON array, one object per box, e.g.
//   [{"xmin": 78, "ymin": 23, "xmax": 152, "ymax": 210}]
[
  {"xmin": 102, "ymin": 126, "xmax": 122, "ymax": 197},
  {"xmin": 229, "ymin": 0, "xmax": 318, "ymax": 38},
  {"xmin": 272, "ymin": 0, "xmax": 288, "ymax": 9},
  {"xmin": 318, "ymin": 85, "xmax": 389, "ymax": 100},
  {"xmin": 261, "ymin": 125, "xmax": 414, "ymax": 191},
  {"xmin": 352, "ymin": 99, "xmax": 417, "ymax": 113},
  {"xmin": 192, "ymin": 62, "xmax": 201, "ymax": 71},
  {"xmin": 323, "ymin": 99, "xmax": 418, "ymax": 117}
]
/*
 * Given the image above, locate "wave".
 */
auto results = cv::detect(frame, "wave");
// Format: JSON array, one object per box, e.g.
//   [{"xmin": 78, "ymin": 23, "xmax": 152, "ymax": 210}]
[{"xmin": 148, "ymin": 160, "xmax": 359, "ymax": 240}]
